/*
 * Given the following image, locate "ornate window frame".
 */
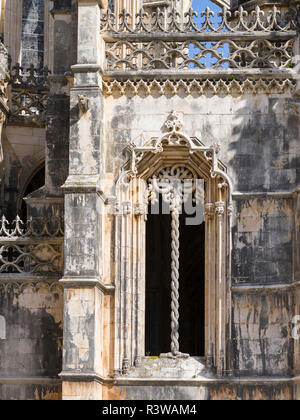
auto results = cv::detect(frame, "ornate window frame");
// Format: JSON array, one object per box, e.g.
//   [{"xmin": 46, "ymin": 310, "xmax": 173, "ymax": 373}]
[{"xmin": 113, "ymin": 112, "xmax": 233, "ymax": 377}]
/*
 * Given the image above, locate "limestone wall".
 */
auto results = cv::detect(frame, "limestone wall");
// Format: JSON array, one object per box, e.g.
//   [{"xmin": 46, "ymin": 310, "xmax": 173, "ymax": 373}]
[
  {"xmin": 102, "ymin": 90, "xmax": 299, "ymax": 386},
  {"xmin": 0, "ymin": 282, "xmax": 63, "ymax": 400}
]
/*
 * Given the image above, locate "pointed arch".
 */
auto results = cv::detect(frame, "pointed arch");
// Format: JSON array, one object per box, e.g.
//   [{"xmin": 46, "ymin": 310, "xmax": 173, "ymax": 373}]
[{"xmin": 114, "ymin": 111, "xmax": 233, "ymax": 376}]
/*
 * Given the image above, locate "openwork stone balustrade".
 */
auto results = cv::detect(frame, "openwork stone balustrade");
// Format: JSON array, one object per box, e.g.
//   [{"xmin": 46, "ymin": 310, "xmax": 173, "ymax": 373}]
[
  {"xmin": 101, "ymin": 6, "xmax": 298, "ymax": 72},
  {"xmin": 0, "ymin": 216, "xmax": 64, "ymax": 275}
]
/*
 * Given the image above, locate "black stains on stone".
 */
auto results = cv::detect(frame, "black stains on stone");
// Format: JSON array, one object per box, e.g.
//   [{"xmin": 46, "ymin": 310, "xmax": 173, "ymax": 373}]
[
  {"xmin": 258, "ymin": 296, "xmax": 268, "ymax": 374},
  {"xmin": 0, "ymin": 289, "xmax": 63, "ymax": 386},
  {"xmin": 52, "ymin": 0, "xmax": 71, "ymax": 12},
  {"xmin": 63, "ymin": 307, "xmax": 95, "ymax": 372},
  {"xmin": 0, "ymin": 383, "xmax": 61, "ymax": 400},
  {"xmin": 232, "ymin": 199, "xmax": 292, "ymax": 285},
  {"xmin": 46, "ymin": 95, "xmax": 70, "ymax": 189},
  {"xmin": 233, "ymin": 292, "xmax": 293, "ymax": 377},
  {"xmin": 229, "ymin": 97, "xmax": 299, "ymax": 192}
]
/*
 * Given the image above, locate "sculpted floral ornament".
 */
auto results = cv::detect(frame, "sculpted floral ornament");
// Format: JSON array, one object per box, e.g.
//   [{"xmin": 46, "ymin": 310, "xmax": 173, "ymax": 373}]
[{"xmin": 165, "ymin": 111, "xmax": 183, "ymax": 132}]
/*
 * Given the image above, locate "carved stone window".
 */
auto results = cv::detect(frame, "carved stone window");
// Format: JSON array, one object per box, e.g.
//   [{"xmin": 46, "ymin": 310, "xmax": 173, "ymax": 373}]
[
  {"xmin": 21, "ymin": 0, "xmax": 45, "ymax": 68},
  {"xmin": 114, "ymin": 112, "xmax": 233, "ymax": 377}
]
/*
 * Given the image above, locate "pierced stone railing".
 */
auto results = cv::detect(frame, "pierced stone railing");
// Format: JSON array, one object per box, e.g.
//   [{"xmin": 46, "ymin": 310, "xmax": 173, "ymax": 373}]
[
  {"xmin": 0, "ymin": 216, "xmax": 64, "ymax": 275},
  {"xmin": 101, "ymin": 6, "xmax": 298, "ymax": 73},
  {"xmin": 101, "ymin": 6, "xmax": 297, "ymax": 33},
  {"xmin": 9, "ymin": 63, "xmax": 50, "ymax": 125}
]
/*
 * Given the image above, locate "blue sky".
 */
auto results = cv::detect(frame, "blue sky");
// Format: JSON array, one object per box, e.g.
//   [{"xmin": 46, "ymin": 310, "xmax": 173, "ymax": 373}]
[{"xmin": 189, "ymin": 0, "xmax": 229, "ymax": 68}]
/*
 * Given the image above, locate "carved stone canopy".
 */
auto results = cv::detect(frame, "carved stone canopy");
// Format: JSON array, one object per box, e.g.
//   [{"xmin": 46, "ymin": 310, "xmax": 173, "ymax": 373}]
[{"xmin": 119, "ymin": 111, "xmax": 233, "ymax": 203}]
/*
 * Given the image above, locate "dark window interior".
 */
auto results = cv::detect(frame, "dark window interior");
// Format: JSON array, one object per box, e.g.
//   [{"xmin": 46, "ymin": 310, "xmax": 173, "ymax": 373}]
[
  {"xmin": 21, "ymin": 165, "xmax": 45, "ymax": 219},
  {"xmin": 145, "ymin": 202, "xmax": 205, "ymax": 356}
]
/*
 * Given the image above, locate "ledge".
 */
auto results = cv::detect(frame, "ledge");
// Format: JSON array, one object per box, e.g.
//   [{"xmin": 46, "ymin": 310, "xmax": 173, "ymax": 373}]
[
  {"xmin": 232, "ymin": 188, "xmax": 300, "ymax": 199},
  {"xmin": 71, "ymin": 64, "xmax": 102, "ymax": 73},
  {"xmin": 143, "ymin": 1, "xmax": 170, "ymax": 7},
  {"xmin": 61, "ymin": 174, "xmax": 103, "ymax": 194},
  {"xmin": 102, "ymin": 68, "xmax": 297, "ymax": 82},
  {"xmin": 103, "ymin": 30, "xmax": 296, "ymax": 43},
  {"xmin": 59, "ymin": 369, "xmax": 298, "ymax": 387},
  {"xmin": 0, "ymin": 376, "xmax": 61, "ymax": 384},
  {"xmin": 59, "ymin": 371, "xmax": 111, "ymax": 384},
  {"xmin": 113, "ymin": 375, "xmax": 295, "ymax": 386},
  {"xmin": 232, "ymin": 281, "xmax": 300, "ymax": 293},
  {"xmin": 60, "ymin": 276, "xmax": 115, "ymax": 293}
]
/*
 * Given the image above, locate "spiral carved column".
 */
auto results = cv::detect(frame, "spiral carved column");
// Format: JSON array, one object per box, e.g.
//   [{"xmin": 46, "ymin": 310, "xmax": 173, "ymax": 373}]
[{"xmin": 170, "ymin": 197, "xmax": 180, "ymax": 356}]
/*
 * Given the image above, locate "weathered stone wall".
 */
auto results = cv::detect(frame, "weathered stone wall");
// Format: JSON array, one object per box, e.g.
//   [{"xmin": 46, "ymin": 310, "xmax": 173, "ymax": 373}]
[
  {"xmin": 0, "ymin": 0, "xmax": 299, "ymax": 400},
  {"xmin": 104, "ymin": 93, "xmax": 299, "ymax": 192},
  {"xmin": 102, "ymin": 90, "xmax": 299, "ymax": 389},
  {"xmin": 0, "ymin": 283, "xmax": 63, "ymax": 400}
]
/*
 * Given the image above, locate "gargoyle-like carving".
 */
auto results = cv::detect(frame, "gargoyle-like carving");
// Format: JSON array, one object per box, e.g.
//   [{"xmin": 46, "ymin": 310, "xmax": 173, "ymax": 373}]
[{"xmin": 78, "ymin": 95, "xmax": 89, "ymax": 114}]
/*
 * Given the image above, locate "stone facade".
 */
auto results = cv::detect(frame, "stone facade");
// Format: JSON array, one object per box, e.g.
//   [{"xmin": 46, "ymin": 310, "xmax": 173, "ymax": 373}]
[{"xmin": 0, "ymin": 0, "xmax": 299, "ymax": 400}]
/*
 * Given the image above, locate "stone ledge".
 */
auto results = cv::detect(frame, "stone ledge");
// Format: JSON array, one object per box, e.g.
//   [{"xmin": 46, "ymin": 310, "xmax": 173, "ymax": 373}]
[
  {"xmin": 71, "ymin": 64, "xmax": 102, "ymax": 73},
  {"xmin": 114, "ymin": 375, "xmax": 296, "ymax": 387},
  {"xmin": 60, "ymin": 276, "xmax": 115, "ymax": 293},
  {"xmin": 232, "ymin": 281, "xmax": 300, "ymax": 293},
  {"xmin": 0, "ymin": 376, "xmax": 62, "ymax": 384},
  {"xmin": 59, "ymin": 371, "xmax": 110, "ymax": 384},
  {"xmin": 121, "ymin": 357, "xmax": 214, "ymax": 380},
  {"xmin": 62, "ymin": 174, "xmax": 103, "ymax": 194}
]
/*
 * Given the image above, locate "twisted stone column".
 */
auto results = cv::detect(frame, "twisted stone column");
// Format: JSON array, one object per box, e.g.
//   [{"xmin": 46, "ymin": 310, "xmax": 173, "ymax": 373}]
[{"xmin": 170, "ymin": 197, "xmax": 180, "ymax": 356}]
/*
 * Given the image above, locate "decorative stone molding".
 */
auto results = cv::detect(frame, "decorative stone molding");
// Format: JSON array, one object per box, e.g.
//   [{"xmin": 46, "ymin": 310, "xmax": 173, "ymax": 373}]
[
  {"xmin": 0, "ymin": 280, "xmax": 63, "ymax": 294},
  {"xmin": 114, "ymin": 112, "xmax": 233, "ymax": 376},
  {"xmin": 103, "ymin": 77, "xmax": 296, "ymax": 96}
]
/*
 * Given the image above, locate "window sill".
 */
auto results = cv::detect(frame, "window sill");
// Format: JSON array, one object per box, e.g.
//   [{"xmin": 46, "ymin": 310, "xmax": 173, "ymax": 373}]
[{"xmin": 117, "ymin": 356, "xmax": 214, "ymax": 381}]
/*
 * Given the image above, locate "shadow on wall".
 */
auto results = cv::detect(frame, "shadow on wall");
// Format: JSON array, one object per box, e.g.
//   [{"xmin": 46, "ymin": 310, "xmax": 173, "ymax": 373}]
[
  {"xmin": 0, "ymin": 287, "xmax": 63, "ymax": 378},
  {"xmin": 227, "ymin": 93, "xmax": 299, "ymax": 377},
  {"xmin": 229, "ymin": 94, "xmax": 299, "ymax": 286}
]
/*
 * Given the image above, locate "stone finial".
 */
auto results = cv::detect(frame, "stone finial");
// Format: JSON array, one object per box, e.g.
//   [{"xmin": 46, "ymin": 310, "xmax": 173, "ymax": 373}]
[{"xmin": 165, "ymin": 111, "xmax": 183, "ymax": 132}]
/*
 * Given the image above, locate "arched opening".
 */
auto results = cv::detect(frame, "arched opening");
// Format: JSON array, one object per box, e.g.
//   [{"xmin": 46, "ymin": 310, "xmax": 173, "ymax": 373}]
[
  {"xmin": 21, "ymin": 164, "xmax": 45, "ymax": 219},
  {"xmin": 145, "ymin": 190, "xmax": 205, "ymax": 357},
  {"xmin": 115, "ymin": 112, "xmax": 232, "ymax": 375}
]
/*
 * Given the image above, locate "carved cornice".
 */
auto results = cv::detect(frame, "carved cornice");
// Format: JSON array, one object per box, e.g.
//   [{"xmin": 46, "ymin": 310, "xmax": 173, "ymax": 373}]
[
  {"xmin": 60, "ymin": 276, "xmax": 115, "ymax": 294},
  {"xmin": 103, "ymin": 77, "xmax": 296, "ymax": 97}
]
